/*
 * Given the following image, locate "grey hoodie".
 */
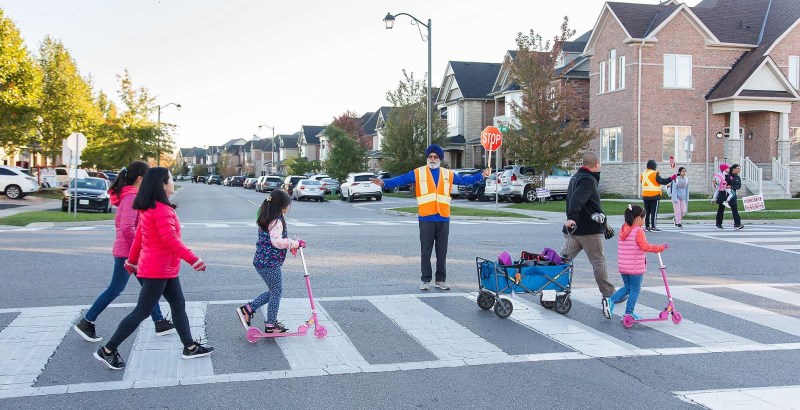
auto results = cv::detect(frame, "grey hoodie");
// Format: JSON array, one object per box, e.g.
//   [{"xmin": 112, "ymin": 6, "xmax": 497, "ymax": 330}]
[{"xmin": 670, "ymin": 176, "xmax": 689, "ymax": 201}]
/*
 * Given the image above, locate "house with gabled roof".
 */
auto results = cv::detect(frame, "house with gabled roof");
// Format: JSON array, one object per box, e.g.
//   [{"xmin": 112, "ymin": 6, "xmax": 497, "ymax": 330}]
[
  {"xmin": 436, "ymin": 61, "xmax": 502, "ymax": 168},
  {"xmin": 584, "ymin": 0, "xmax": 800, "ymax": 197},
  {"xmin": 362, "ymin": 106, "xmax": 394, "ymax": 171},
  {"xmin": 298, "ymin": 125, "xmax": 325, "ymax": 161},
  {"xmin": 276, "ymin": 133, "xmax": 300, "ymax": 174}
]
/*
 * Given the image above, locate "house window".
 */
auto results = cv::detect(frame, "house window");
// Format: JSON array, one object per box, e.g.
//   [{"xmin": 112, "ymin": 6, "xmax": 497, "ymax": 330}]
[
  {"xmin": 790, "ymin": 127, "xmax": 800, "ymax": 162},
  {"xmin": 600, "ymin": 127, "xmax": 623, "ymax": 162},
  {"xmin": 662, "ymin": 126, "xmax": 691, "ymax": 163},
  {"xmin": 789, "ymin": 56, "xmax": 799, "ymax": 89},
  {"xmin": 599, "ymin": 61, "xmax": 606, "ymax": 94},
  {"xmin": 619, "ymin": 56, "xmax": 626, "ymax": 89},
  {"xmin": 664, "ymin": 54, "xmax": 692, "ymax": 88},
  {"xmin": 446, "ymin": 104, "xmax": 462, "ymax": 136},
  {"xmin": 608, "ymin": 49, "xmax": 617, "ymax": 91}
]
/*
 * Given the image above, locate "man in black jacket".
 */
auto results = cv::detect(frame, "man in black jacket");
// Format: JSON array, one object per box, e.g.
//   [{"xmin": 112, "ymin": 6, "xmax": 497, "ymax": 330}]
[{"xmin": 562, "ymin": 152, "xmax": 616, "ymax": 319}]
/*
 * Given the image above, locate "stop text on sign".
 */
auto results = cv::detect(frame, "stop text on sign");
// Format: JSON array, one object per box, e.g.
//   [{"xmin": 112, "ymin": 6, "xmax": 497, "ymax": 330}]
[{"xmin": 481, "ymin": 126, "xmax": 503, "ymax": 151}]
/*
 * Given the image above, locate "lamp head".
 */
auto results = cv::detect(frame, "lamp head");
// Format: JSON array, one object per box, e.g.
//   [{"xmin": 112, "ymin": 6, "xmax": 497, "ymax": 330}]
[
  {"xmin": 384, "ymin": 13, "xmax": 395, "ymax": 29},
  {"xmin": 176, "ymin": 104, "xmax": 182, "ymax": 111},
  {"xmin": 716, "ymin": 131, "xmax": 723, "ymax": 139}
]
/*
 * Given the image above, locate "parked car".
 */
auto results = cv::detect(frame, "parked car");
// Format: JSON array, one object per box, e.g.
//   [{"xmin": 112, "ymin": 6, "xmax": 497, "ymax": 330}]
[
  {"xmin": 54, "ymin": 167, "xmax": 89, "ymax": 188},
  {"xmin": 87, "ymin": 171, "xmax": 109, "ymax": 180},
  {"xmin": 243, "ymin": 177, "xmax": 258, "ymax": 189},
  {"xmin": 376, "ymin": 171, "xmax": 412, "ymax": 193},
  {"xmin": 102, "ymin": 171, "xmax": 119, "ymax": 182},
  {"xmin": 230, "ymin": 176, "xmax": 246, "ymax": 187},
  {"xmin": 308, "ymin": 174, "xmax": 330, "ymax": 182},
  {"xmin": 258, "ymin": 175, "xmax": 282, "ymax": 192},
  {"xmin": 340, "ymin": 172, "xmax": 382, "ymax": 202},
  {"xmin": 207, "ymin": 175, "xmax": 222, "ymax": 185},
  {"xmin": 498, "ymin": 165, "xmax": 572, "ymax": 202},
  {"xmin": 0, "ymin": 165, "xmax": 39, "ymax": 199},
  {"xmin": 320, "ymin": 178, "xmax": 340, "ymax": 195},
  {"xmin": 223, "ymin": 176, "xmax": 232, "ymax": 186},
  {"xmin": 282, "ymin": 175, "xmax": 305, "ymax": 195},
  {"xmin": 61, "ymin": 177, "xmax": 111, "ymax": 213},
  {"xmin": 196, "ymin": 175, "xmax": 207, "ymax": 183},
  {"xmin": 292, "ymin": 179, "xmax": 325, "ymax": 202},
  {"xmin": 458, "ymin": 169, "xmax": 502, "ymax": 201},
  {"xmin": 482, "ymin": 172, "xmax": 507, "ymax": 202},
  {"xmin": 450, "ymin": 169, "xmax": 479, "ymax": 198}
]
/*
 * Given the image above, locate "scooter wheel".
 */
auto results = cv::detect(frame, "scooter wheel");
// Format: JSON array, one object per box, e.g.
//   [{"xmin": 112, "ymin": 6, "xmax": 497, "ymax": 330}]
[
  {"xmin": 477, "ymin": 292, "xmax": 495, "ymax": 310},
  {"xmin": 493, "ymin": 299, "xmax": 513, "ymax": 318},
  {"xmin": 672, "ymin": 311, "xmax": 682, "ymax": 324},
  {"xmin": 622, "ymin": 314, "xmax": 635, "ymax": 328},
  {"xmin": 246, "ymin": 327, "xmax": 261, "ymax": 343},
  {"xmin": 314, "ymin": 325, "xmax": 328, "ymax": 339}
]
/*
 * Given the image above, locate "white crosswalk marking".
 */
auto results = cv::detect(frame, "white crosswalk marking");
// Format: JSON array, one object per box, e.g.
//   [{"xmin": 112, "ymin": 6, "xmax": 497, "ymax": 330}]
[
  {"xmin": 680, "ymin": 226, "xmax": 800, "ymax": 254},
  {"xmin": 2, "ymin": 285, "xmax": 800, "ymax": 399},
  {"xmin": 676, "ymin": 385, "xmax": 800, "ymax": 409},
  {"xmin": 0, "ymin": 306, "xmax": 83, "ymax": 390}
]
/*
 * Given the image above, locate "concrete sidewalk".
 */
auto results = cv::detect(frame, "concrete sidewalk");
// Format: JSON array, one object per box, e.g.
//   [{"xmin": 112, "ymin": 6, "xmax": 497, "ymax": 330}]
[{"xmin": 0, "ymin": 196, "xmax": 61, "ymax": 218}]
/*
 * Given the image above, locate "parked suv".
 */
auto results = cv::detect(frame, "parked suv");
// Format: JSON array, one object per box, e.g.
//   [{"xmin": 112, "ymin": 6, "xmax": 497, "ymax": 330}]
[
  {"xmin": 230, "ymin": 176, "xmax": 246, "ymax": 187},
  {"xmin": 258, "ymin": 175, "xmax": 282, "ymax": 192},
  {"xmin": 340, "ymin": 172, "xmax": 382, "ymax": 202},
  {"xmin": 282, "ymin": 175, "xmax": 305, "ymax": 195},
  {"xmin": 207, "ymin": 175, "xmax": 222, "ymax": 185},
  {"xmin": 498, "ymin": 165, "xmax": 572, "ymax": 202},
  {"xmin": 0, "ymin": 165, "xmax": 39, "ymax": 199}
]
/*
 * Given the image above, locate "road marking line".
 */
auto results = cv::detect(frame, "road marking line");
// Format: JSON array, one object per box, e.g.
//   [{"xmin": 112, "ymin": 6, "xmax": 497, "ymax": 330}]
[
  {"xmin": 473, "ymin": 294, "xmax": 650, "ymax": 358},
  {"xmin": 0, "ymin": 305, "xmax": 83, "ymax": 389},
  {"xmin": 370, "ymin": 295, "xmax": 509, "ymax": 362},
  {"xmin": 203, "ymin": 223, "xmax": 229, "ymax": 228},
  {"xmin": 676, "ymin": 385, "xmax": 800, "ymax": 409},
  {"xmin": 361, "ymin": 221, "xmax": 402, "ymax": 226},
  {"xmin": 273, "ymin": 298, "xmax": 368, "ymax": 371},
  {"xmin": 64, "ymin": 227, "xmax": 96, "ymax": 231},
  {"xmin": 287, "ymin": 222, "xmax": 317, "ymax": 227},
  {"xmin": 325, "ymin": 222, "xmax": 360, "ymax": 226},
  {"xmin": 671, "ymin": 287, "xmax": 800, "ymax": 337},
  {"xmin": 727, "ymin": 284, "xmax": 800, "ymax": 308}
]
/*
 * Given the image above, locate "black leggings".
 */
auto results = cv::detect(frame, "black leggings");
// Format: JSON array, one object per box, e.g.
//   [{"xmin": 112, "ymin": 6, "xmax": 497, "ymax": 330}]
[
  {"xmin": 105, "ymin": 277, "xmax": 193, "ymax": 350},
  {"xmin": 643, "ymin": 198, "xmax": 660, "ymax": 229}
]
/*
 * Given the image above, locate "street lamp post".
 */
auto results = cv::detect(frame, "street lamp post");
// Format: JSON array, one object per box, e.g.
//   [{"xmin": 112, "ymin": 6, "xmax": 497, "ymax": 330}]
[
  {"xmin": 156, "ymin": 102, "xmax": 181, "ymax": 166},
  {"xmin": 383, "ymin": 12, "xmax": 432, "ymax": 147},
  {"xmin": 258, "ymin": 124, "xmax": 276, "ymax": 174}
]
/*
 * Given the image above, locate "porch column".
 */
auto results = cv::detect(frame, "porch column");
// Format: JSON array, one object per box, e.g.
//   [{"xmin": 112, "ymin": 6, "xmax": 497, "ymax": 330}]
[
  {"xmin": 777, "ymin": 112, "xmax": 791, "ymax": 164},
  {"xmin": 725, "ymin": 111, "xmax": 742, "ymax": 165}
]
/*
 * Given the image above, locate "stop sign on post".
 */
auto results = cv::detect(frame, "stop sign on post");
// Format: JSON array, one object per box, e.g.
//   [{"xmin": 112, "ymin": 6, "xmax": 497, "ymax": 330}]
[{"xmin": 481, "ymin": 126, "xmax": 503, "ymax": 151}]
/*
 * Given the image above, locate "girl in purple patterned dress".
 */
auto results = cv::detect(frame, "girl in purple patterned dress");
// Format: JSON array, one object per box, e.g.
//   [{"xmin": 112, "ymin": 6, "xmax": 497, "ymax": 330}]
[{"xmin": 236, "ymin": 190, "xmax": 305, "ymax": 333}]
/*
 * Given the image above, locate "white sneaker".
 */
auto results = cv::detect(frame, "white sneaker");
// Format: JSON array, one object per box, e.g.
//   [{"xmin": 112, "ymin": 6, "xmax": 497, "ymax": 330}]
[
  {"xmin": 435, "ymin": 281, "xmax": 450, "ymax": 290},
  {"xmin": 723, "ymin": 202, "xmax": 731, "ymax": 209},
  {"xmin": 420, "ymin": 282, "xmax": 430, "ymax": 291}
]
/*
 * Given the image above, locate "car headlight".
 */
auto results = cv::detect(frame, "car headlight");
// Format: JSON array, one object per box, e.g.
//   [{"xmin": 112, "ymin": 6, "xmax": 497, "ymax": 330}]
[{"xmin": 98, "ymin": 192, "xmax": 108, "ymax": 199}]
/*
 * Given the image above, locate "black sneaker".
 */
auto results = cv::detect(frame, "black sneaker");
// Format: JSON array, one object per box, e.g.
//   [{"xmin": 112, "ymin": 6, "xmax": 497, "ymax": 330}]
[
  {"xmin": 677, "ymin": 223, "xmax": 683, "ymax": 228},
  {"xmin": 716, "ymin": 225, "xmax": 724, "ymax": 229},
  {"xmin": 651, "ymin": 227, "xmax": 661, "ymax": 232},
  {"xmin": 236, "ymin": 305, "xmax": 253, "ymax": 331},
  {"xmin": 265, "ymin": 321, "xmax": 288, "ymax": 333},
  {"xmin": 94, "ymin": 346, "xmax": 125, "ymax": 370},
  {"xmin": 154, "ymin": 319, "xmax": 176, "ymax": 336},
  {"xmin": 182, "ymin": 341, "xmax": 214, "ymax": 359},
  {"xmin": 734, "ymin": 225, "xmax": 744, "ymax": 230},
  {"xmin": 74, "ymin": 318, "xmax": 102, "ymax": 342}
]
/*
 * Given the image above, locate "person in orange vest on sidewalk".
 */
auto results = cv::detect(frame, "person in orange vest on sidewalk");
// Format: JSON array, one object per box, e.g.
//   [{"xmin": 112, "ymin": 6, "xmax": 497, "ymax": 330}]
[
  {"xmin": 640, "ymin": 159, "xmax": 676, "ymax": 232},
  {"xmin": 372, "ymin": 144, "xmax": 490, "ymax": 291}
]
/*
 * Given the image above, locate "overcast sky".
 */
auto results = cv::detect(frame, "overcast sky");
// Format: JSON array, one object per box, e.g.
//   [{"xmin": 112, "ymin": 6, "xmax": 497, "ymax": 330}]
[{"xmin": 0, "ymin": 0, "xmax": 679, "ymax": 149}]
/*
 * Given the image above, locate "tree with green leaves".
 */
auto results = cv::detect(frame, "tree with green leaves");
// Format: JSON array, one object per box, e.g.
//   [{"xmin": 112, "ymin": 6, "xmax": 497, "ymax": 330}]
[
  {"xmin": 324, "ymin": 125, "xmax": 366, "ymax": 182},
  {"xmin": 504, "ymin": 17, "xmax": 594, "ymax": 181},
  {"xmin": 0, "ymin": 8, "xmax": 42, "ymax": 153},
  {"xmin": 381, "ymin": 70, "xmax": 448, "ymax": 175},
  {"xmin": 37, "ymin": 36, "xmax": 102, "ymax": 164},
  {"xmin": 192, "ymin": 164, "xmax": 208, "ymax": 177},
  {"xmin": 288, "ymin": 156, "xmax": 320, "ymax": 175}
]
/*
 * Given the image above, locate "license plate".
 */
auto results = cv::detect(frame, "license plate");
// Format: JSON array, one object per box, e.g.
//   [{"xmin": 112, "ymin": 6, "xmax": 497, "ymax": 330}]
[
  {"xmin": 79, "ymin": 200, "xmax": 89, "ymax": 205},
  {"xmin": 309, "ymin": 188, "xmax": 317, "ymax": 191}
]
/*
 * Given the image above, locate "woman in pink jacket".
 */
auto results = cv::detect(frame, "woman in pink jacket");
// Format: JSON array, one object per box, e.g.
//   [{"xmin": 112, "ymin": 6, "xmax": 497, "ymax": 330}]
[
  {"xmin": 74, "ymin": 161, "xmax": 175, "ymax": 342},
  {"xmin": 605, "ymin": 205, "xmax": 669, "ymax": 321},
  {"xmin": 94, "ymin": 167, "xmax": 212, "ymax": 370}
]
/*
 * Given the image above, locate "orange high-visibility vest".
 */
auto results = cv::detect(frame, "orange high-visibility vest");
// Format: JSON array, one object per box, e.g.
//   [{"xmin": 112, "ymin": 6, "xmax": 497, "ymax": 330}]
[
  {"xmin": 415, "ymin": 166, "xmax": 453, "ymax": 217},
  {"xmin": 640, "ymin": 169, "xmax": 661, "ymax": 198}
]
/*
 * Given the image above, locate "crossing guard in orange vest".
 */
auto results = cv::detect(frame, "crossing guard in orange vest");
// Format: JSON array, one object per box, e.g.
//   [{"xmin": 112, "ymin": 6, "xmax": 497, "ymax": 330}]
[
  {"xmin": 640, "ymin": 159, "xmax": 676, "ymax": 232},
  {"xmin": 371, "ymin": 144, "xmax": 490, "ymax": 291}
]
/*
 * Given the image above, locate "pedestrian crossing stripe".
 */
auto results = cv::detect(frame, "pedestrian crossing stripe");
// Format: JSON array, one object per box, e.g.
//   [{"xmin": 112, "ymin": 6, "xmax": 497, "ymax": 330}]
[
  {"xmin": 1, "ymin": 284, "xmax": 800, "ymax": 399},
  {"xmin": 0, "ymin": 219, "xmax": 551, "ymax": 232},
  {"xmin": 678, "ymin": 226, "xmax": 800, "ymax": 254}
]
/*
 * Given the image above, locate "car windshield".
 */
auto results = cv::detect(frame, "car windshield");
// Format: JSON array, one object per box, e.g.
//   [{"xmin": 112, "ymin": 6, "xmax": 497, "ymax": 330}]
[
  {"xmin": 19, "ymin": 169, "xmax": 32, "ymax": 176},
  {"xmin": 302, "ymin": 180, "xmax": 320, "ymax": 186},
  {"xmin": 551, "ymin": 167, "xmax": 571, "ymax": 177},
  {"xmin": 71, "ymin": 178, "xmax": 106, "ymax": 190},
  {"xmin": 354, "ymin": 175, "xmax": 371, "ymax": 182},
  {"xmin": 267, "ymin": 177, "xmax": 280, "ymax": 182},
  {"xmin": 322, "ymin": 178, "xmax": 337, "ymax": 184}
]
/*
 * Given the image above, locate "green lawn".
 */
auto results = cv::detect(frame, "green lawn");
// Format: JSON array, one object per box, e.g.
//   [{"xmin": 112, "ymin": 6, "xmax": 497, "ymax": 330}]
[
  {"xmin": 509, "ymin": 198, "xmax": 800, "ymax": 215},
  {"xmin": 0, "ymin": 210, "xmax": 114, "ymax": 226},
  {"xmin": 389, "ymin": 206, "xmax": 534, "ymax": 218}
]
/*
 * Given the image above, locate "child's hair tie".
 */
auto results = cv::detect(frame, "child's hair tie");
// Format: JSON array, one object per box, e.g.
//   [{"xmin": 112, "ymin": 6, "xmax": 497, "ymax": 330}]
[
  {"xmin": 267, "ymin": 195, "xmax": 272, "ymax": 202},
  {"xmin": 627, "ymin": 204, "xmax": 632, "ymax": 210}
]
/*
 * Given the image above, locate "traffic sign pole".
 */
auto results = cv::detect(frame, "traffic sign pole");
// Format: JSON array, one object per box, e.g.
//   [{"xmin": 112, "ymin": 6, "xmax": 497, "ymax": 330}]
[{"xmin": 480, "ymin": 126, "xmax": 504, "ymax": 214}]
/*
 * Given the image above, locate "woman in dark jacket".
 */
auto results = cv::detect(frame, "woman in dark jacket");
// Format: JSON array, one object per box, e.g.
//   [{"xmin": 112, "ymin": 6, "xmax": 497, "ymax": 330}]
[{"xmin": 716, "ymin": 164, "xmax": 743, "ymax": 230}]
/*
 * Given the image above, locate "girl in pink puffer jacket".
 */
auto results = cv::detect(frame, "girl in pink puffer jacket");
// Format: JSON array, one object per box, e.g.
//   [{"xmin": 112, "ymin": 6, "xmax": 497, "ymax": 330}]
[{"xmin": 605, "ymin": 204, "xmax": 669, "ymax": 321}]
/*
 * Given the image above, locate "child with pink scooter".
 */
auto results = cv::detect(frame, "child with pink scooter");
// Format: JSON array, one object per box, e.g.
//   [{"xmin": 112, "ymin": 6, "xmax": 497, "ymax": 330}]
[{"xmin": 605, "ymin": 205, "xmax": 670, "ymax": 322}]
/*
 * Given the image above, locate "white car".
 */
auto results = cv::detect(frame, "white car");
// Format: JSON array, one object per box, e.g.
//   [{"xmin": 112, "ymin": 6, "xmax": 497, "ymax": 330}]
[
  {"xmin": 450, "ymin": 169, "xmax": 479, "ymax": 198},
  {"xmin": 292, "ymin": 179, "xmax": 325, "ymax": 202},
  {"xmin": 339, "ymin": 172, "xmax": 382, "ymax": 202},
  {"xmin": 0, "ymin": 166, "xmax": 39, "ymax": 199}
]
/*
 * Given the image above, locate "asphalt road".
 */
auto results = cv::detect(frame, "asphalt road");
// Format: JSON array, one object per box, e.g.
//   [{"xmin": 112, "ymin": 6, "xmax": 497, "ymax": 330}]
[{"xmin": 1, "ymin": 182, "xmax": 799, "ymax": 409}]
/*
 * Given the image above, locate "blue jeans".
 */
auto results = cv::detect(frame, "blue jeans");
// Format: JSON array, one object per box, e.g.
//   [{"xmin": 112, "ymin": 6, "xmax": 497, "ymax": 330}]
[
  {"xmin": 610, "ymin": 274, "xmax": 643, "ymax": 315},
  {"xmin": 84, "ymin": 257, "xmax": 164, "ymax": 323}
]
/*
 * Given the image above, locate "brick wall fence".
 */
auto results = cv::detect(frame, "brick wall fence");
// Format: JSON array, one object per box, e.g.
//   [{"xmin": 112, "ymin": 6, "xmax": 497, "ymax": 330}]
[{"xmin": 600, "ymin": 162, "xmax": 717, "ymax": 197}]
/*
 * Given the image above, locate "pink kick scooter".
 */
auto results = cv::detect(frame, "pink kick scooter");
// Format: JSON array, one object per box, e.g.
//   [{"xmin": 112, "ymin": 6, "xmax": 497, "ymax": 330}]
[
  {"xmin": 622, "ymin": 253, "xmax": 682, "ymax": 328},
  {"xmin": 245, "ymin": 248, "xmax": 328, "ymax": 342}
]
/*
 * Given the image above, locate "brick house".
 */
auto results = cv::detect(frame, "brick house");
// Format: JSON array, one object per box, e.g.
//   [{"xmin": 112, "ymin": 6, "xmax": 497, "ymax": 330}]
[
  {"xmin": 362, "ymin": 106, "xmax": 394, "ymax": 172},
  {"xmin": 298, "ymin": 125, "xmax": 324, "ymax": 161},
  {"xmin": 584, "ymin": 0, "xmax": 800, "ymax": 197},
  {"xmin": 436, "ymin": 61, "xmax": 501, "ymax": 168}
]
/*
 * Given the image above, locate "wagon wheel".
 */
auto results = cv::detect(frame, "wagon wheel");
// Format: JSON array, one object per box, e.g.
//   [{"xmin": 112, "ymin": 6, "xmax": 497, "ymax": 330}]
[
  {"xmin": 539, "ymin": 295, "xmax": 555, "ymax": 310},
  {"xmin": 477, "ymin": 292, "xmax": 495, "ymax": 310},
  {"xmin": 493, "ymin": 298, "xmax": 513, "ymax": 318},
  {"xmin": 554, "ymin": 295, "xmax": 572, "ymax": 314}
]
